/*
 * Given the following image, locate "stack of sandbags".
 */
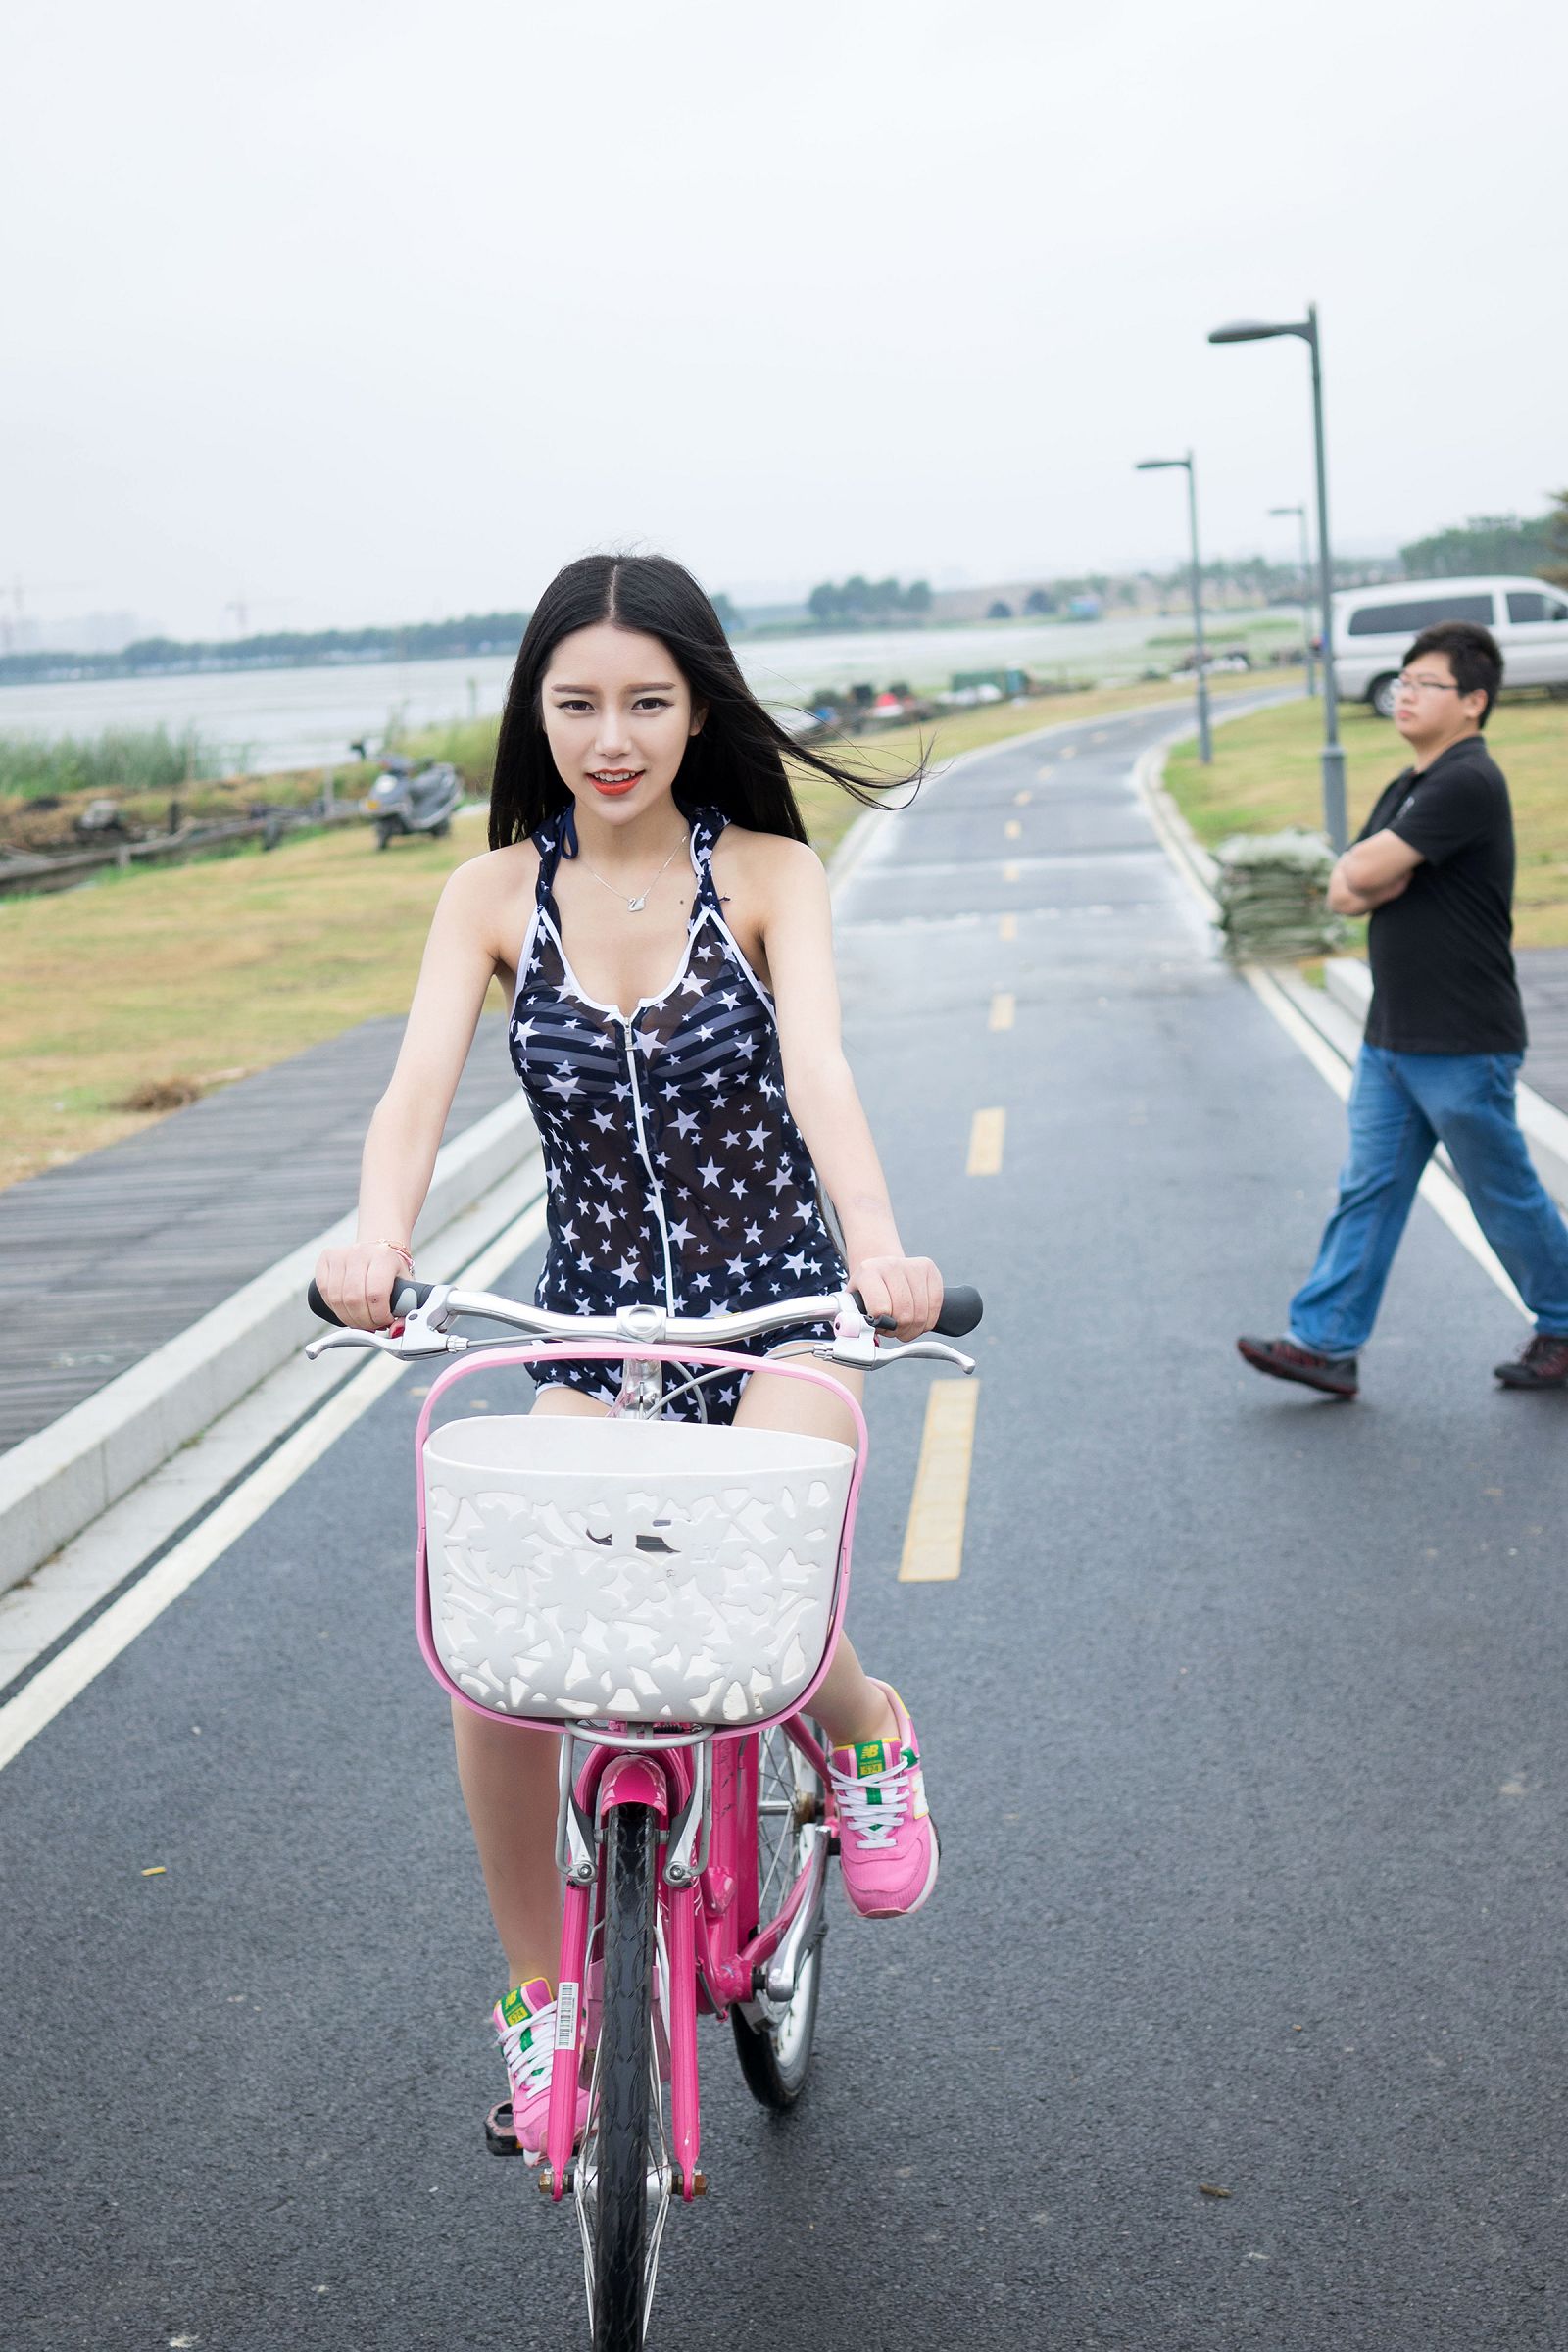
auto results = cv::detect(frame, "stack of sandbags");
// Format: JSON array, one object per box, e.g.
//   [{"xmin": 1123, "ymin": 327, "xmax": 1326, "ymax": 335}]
[{"xmin": 1213, "ymin": 827, "xmax": 1347, "ymax": 963}]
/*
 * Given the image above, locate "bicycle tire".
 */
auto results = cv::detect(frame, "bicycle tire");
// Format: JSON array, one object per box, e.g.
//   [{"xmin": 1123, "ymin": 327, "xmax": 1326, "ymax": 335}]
[
  {"xmin": 581, "ymin": 1800, "xmax": 660, "ymax": 2352},
  {"xmin": 731, "ymin": 1723, "xmax": 827, "ymax": 2109}
]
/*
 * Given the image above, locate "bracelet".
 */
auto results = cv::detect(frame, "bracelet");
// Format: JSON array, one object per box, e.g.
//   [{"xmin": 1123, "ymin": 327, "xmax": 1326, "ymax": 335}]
[{"xmin": 372, "ymin": 1239, "xmax": 415, "ymax": 1272}]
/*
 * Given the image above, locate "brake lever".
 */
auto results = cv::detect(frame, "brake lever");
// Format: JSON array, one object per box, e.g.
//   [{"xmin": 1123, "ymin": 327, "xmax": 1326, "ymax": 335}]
[
  {"xmin": 816, "ymin": 1335, "xmax": 977, "ymax": 1375},
  {"xmin": 305, "ymin": 1327, "xmax": 406, "ymax": 1362},
  {"xmin": 304, "ymin": 1285, "xmax": 466, "ymax": 1365}
]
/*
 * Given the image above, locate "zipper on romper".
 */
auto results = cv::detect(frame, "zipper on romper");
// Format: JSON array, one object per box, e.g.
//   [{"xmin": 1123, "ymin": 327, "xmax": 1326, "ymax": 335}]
[{"xmin": 622, "ymin": 1015, "xmax": 676, "ymax": 1310}]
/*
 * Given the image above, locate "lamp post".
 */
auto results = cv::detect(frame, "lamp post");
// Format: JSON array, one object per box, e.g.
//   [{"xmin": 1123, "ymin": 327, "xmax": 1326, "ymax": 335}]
[
  {"xmin": 1209, "ymin": 304, "xmax": 1346, "ymax": 849},
  {"xmin": 1136, "ymin": 451, "xmax": 1211, "ymax": 764},
  {"xmin": 1268, "ymin": 501, "xmax": 1316, "ymax": 697}
]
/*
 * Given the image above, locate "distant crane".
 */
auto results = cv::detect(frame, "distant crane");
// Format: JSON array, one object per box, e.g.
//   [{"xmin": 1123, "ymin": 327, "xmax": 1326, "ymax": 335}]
[
  {"xmin": 1, "ymin": 576, "xmax": 91, "ymax": 654},
  {"xmin": 223, "ymin": 595, "xmax": 299, "ymax": 639}
]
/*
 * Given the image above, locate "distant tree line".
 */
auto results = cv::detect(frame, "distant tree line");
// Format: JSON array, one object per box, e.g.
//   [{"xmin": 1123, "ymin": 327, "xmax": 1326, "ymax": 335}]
[
  {"xmin": 1398, "ymin": 499, "xmax": 1568, "ymax": 583},
  {"xmin": 805, "ymin": 575, "xmax": 933, "ymax": 625},
  {"xmin": 0, "ymin": 610, "xmax": 534, "ymax": 688}
]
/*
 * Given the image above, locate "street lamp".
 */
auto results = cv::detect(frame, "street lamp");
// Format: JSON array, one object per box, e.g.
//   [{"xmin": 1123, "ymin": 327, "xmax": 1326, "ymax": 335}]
[
  {"xmin": 1135, "ymin": 451, "xmax": 1211, "ymax": 764},
  {"xmin": 1268, "ymin": 502, "xmax": 1316, "ymax": 698},
  {"xmin": 1209, "ymin": 305, "xmax": 1346, "ymax": 849}
]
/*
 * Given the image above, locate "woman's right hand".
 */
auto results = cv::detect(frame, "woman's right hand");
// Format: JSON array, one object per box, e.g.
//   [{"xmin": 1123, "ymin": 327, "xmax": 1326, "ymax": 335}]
[{"xmin": 312, "ymin": 1241, "xmax": 412, "ymax": 1332}]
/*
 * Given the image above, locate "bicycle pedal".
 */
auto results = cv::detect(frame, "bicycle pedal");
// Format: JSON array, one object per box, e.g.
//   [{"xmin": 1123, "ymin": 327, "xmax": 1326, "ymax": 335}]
[{"xmin": 484, "ymin": 2099, "xmax": 526, "ymax": 2158}]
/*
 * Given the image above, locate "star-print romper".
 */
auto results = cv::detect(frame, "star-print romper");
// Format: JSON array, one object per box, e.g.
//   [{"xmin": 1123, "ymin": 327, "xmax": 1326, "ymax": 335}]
[{"xmin": 508, "ymin": 805, "xmax": 848, "ymax": 1423}]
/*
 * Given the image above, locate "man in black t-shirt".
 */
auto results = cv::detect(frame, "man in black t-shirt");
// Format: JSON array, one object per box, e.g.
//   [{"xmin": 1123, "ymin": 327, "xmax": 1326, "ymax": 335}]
[{"xmin": 1238, "ymin": 620, "xmax": 1568, "ymax": 1396}]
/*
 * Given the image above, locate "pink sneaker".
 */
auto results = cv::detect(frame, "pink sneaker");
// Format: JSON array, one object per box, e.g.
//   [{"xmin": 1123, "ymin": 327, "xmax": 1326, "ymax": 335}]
[
  {"xmin": 827, "ymin": 1683, "xmax": 939, "ymax": 1919},
  {"xmin": 487, "ymin": 1978, "xmax": 588, "ymax": 2163}
]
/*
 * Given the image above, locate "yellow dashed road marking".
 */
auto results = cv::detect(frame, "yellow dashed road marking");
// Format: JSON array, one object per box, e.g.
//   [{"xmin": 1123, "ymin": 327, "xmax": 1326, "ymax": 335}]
[
  {"xmin": 1003, "ymin": 861, "xmax": 1020, "ymax": 883},
  {"xmin": 1004, "ymin": 817, "xmax": 1022, "ymax": 839},
  {"xmin": 1013, "ymin": 788, "xmax": 1032, "ymax": 806},
  {"xmin": 999, "ymin": 912, "xmax": 1017, "ymax": 942},
  {"xmin": 1037, "ymin": 762, "xmax": 1054, "ymax": 779},
  {"xmin": 967, "ymin": 1106, "xmax": 1005, "ymax": 1175},
  {"xmin": 900, "ymin": 1380, "xmax": 981, "ymax": 1582},
  {"xmin": 1092, "ymin": 729, "xmax": 1107, "ymax": 743},
  {"xmin": 989, "ymin": 991, "xmax": 1015, "ymax": 1031}
]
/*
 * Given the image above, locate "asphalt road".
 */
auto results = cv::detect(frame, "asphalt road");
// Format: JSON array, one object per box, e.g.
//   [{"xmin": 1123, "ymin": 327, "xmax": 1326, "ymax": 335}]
[{"xmin": 7, "ymin": 701, "xmax": 1568, "ymax": 2352}]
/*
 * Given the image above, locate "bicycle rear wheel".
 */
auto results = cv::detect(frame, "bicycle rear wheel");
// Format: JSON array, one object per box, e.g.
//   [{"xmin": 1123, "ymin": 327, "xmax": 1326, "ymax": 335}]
[
  {"xmin": 732, "ymin": 1721, "xmax": 827, "ymax": 2108},
  {"xmin": 576, "ymin": 1800, "xmax": 666, "ymax": 2351}
]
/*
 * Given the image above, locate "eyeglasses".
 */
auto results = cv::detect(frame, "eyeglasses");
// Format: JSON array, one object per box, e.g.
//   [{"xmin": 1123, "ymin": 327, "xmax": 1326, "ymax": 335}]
[{"xmin": 1394, "ymin": 672, "xmax": 1461, "ymax": 697}]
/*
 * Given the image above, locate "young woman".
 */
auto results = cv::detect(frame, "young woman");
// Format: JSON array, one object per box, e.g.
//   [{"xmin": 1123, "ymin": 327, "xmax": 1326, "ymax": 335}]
[{"xmin": 315, "ymin": 553, "xmax": 945, "ymax": 2154}]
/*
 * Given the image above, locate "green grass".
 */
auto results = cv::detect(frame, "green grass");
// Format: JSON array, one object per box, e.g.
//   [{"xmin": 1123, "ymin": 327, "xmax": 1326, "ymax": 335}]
[
  {"xmin": 0, "ymin": 725, "xmax": 223, "ymax": 802},
  {"xmin": 1165, "ymin": 693, "xmax": 1568, "ymax": 949}
]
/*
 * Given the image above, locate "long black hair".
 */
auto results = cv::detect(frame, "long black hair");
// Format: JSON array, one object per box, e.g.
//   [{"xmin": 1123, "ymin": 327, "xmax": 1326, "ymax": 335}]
[{"xmin": 488, "ymin": 552, "xmax": 921, "ymax": 851}]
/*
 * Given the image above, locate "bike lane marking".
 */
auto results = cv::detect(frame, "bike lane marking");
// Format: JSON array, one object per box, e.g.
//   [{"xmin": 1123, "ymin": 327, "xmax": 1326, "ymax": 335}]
[
  {"xmin": 899, "ymin": 1379, "xmax": 981, "ymax": 1582},
  {"xmin": 966, "ymin": 1107, "xmax": 1006, "ymax": 1175},
  {"xmin": 0, "ymin": 1195, "xmax": 551, "ymax": 1776}
]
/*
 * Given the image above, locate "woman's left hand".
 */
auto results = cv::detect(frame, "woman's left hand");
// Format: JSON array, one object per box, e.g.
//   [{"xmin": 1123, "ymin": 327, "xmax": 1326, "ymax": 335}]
[{"xmin": 849, "ymin": 1254, "xmax": 944, "ymax": 1344}]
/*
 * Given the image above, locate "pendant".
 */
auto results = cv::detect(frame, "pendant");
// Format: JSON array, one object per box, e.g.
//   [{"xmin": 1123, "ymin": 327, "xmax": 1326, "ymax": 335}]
[{"xmin": 626, "ymin": 894, "xmax": 648, "ymax": 912}]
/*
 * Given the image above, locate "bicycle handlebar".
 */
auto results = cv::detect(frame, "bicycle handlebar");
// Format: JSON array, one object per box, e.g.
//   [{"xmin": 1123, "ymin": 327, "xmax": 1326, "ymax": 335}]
[{"xmin": 305, "ymin": 1277, "xmax": 983, "ymax": 1346}]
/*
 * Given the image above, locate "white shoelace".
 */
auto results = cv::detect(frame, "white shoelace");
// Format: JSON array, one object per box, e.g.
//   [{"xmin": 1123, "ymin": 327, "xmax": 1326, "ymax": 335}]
[
  {"xmin": 497, "ymin": 2003, "xmax": 554, "ymax": 2098},
  {"xmin": 829, "ymin": 1751, "xmax": 912, "ymax": 1850}
]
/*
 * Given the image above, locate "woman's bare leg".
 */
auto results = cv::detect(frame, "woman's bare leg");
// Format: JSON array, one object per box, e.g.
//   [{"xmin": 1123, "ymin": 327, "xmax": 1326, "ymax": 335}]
[
  {"xmin": 732, "ymin": 1364, "xmax": 898, "ymax": 1748},
  {"xmin": 450, "ymin": 1385, "xmax": 609, "ymax": 1992}
]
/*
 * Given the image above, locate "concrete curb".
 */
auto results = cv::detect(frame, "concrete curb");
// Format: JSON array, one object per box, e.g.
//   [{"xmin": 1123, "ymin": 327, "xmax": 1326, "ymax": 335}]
[
  {"xmin": 1133, "ymin": 730, "xmax": 1568, "ymax": 1214},
  {"xmin": 0, "ymin": 1099, "xmax": 542, "ymax": 1595}
]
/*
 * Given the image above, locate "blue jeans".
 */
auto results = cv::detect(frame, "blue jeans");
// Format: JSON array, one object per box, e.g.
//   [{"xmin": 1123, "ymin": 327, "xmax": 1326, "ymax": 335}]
[{"xmin": 1289, "ymin": 1045, "xmax": 1568, "ymax": 1356}]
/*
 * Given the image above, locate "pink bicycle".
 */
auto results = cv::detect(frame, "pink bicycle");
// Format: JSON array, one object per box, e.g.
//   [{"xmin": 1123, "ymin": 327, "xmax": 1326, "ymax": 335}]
[{"xmin": 307, "ymin": 1276, "xmax": 980, "ymax": 2349}]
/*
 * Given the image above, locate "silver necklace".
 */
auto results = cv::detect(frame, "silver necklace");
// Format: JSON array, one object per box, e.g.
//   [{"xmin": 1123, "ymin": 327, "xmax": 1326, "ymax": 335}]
[{"xmin": 577, "ymin": 831, "xmax": 687, "ymax": 914}]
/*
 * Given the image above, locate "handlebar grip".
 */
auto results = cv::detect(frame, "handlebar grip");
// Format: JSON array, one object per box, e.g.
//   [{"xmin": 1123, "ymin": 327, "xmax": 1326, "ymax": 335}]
[
  {"xmin": 849, "ymin": 1284, "xmax": 984, "ymax": 1339},
  {"xmin": 306, "ymin": 1276, "xmax": 433, "ymax": 1327},
  {"xmin": 933, "ymin": 1286, "xmax": 983, "ymax": 1338}
]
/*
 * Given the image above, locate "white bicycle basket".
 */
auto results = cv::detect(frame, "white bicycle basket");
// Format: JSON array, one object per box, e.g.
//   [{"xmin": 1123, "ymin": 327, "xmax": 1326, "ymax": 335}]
[{"xmin": 422, "ymin": 1415, "xmax": 855, "ymax": 1725}]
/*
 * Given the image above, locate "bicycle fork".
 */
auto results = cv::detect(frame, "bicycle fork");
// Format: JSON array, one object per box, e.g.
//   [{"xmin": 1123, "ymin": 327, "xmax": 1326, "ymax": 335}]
[{"xmin": 544, "ymin": 1740, "xmax": 706, "ymax": 2205}]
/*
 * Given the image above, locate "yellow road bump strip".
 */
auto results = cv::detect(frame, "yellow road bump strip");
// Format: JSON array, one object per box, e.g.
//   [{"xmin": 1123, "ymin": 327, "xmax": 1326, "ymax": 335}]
[
  {"xmin": 1003, "ymin": 861, "xmax": 1020, "ymax": 883},
  {"xmin": 967, "ymin": 1106, "xmax": 1005, "ymax": 1175},
  {"xmin": 900, "ymin": 1380, "xmax": 981, "ymax": 1582},
  {"xmin": 999, "ymin": 912, "xmax": 1017, "ymax": 941},
  {"xmin": 1013, "ymin": 788, "xmax": 1032, "ymax": 806},
  {"xmin": 989, "ymin": 991, "xmax": 1015, "ymax": 1032},
  {"xmin": 1004, "ymin": 817, "xmax": 1022, "ymax": 839}
]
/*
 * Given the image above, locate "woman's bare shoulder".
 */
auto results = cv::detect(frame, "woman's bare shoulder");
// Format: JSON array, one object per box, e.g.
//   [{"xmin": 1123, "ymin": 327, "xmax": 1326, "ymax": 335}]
[
  {"xmin": 437, "ymin": 838, "xmax": 540, "ymax": 956},
  {"xmin": 713, "ymin": 823, "xmax": 826, "ymax": 895}
]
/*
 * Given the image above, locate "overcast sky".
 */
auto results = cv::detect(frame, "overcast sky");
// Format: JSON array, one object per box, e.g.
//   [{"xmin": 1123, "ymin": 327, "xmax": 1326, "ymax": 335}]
[{"xmin": 6, "ymin": 0, "xmax": 1562, "ymax": 639}]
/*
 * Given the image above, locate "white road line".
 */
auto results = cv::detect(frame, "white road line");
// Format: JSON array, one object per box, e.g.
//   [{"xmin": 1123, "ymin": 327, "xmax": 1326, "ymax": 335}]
[{"xmin": 0, "ymin": 1195, "xmax": 551, "ymax": 1776}]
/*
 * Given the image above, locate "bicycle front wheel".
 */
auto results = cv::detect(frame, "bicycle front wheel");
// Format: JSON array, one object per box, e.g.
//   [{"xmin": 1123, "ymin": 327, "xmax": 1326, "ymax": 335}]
[
  {"xmin": 731, "ymin": 1721, "xmax": 827, "ymax": 2108},
  {"xmin": 576, "ymin": 1800, "xmax": 665, "ymax": 2352}
]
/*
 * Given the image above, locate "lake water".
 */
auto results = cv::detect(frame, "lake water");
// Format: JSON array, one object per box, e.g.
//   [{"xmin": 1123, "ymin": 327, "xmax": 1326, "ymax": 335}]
[{"xmin": 0, "ymin": 610, "xmax": 1259, "ymax": 776}]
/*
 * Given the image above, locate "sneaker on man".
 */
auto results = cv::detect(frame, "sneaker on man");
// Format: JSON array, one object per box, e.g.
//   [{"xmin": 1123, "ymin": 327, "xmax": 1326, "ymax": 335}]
[
  {"xmin": 1237, "ymin": 1334, "xmax": 1358, "ymax": 1398},
  {"xmin": 827, "ymin": 1681, "xmax": 939, "ymax": 1920},
  {"xmin": 1494, "ymin": 1333, "xmax": 1568, "ymax": 1389},
  {"xmin": 487, "ymin": 1979, "xmax": 588, "ymax": 2163}
]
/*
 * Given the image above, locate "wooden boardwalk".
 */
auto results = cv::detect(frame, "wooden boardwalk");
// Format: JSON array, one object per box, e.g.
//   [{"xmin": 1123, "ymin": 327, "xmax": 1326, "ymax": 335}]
[
  {"xmin": 1520, "ymin": 949, "xmax": 1568, "ymax": 1121},
  {"xmin": 0, "ymin": 1015, "xmax": 518, "ymax": 1455}
]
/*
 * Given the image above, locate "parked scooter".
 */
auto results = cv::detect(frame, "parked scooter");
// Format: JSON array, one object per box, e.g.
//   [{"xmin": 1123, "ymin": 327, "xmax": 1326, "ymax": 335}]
[{"xmin": 352, "ymin": 740, "xmax": 463, "ymax": 850}]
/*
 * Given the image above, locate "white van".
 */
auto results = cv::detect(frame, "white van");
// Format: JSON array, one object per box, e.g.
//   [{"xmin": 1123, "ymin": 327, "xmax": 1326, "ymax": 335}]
[{"xmin": 1332, "ymin": 575, "xmax": 1568, "ymax": 717}]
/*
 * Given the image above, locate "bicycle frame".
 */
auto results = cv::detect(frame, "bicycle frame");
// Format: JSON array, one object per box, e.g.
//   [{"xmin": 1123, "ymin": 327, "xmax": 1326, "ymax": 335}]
[{"xmin": 410, "ymin": 1339, "xmax": 871, "ymax": 2205}]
